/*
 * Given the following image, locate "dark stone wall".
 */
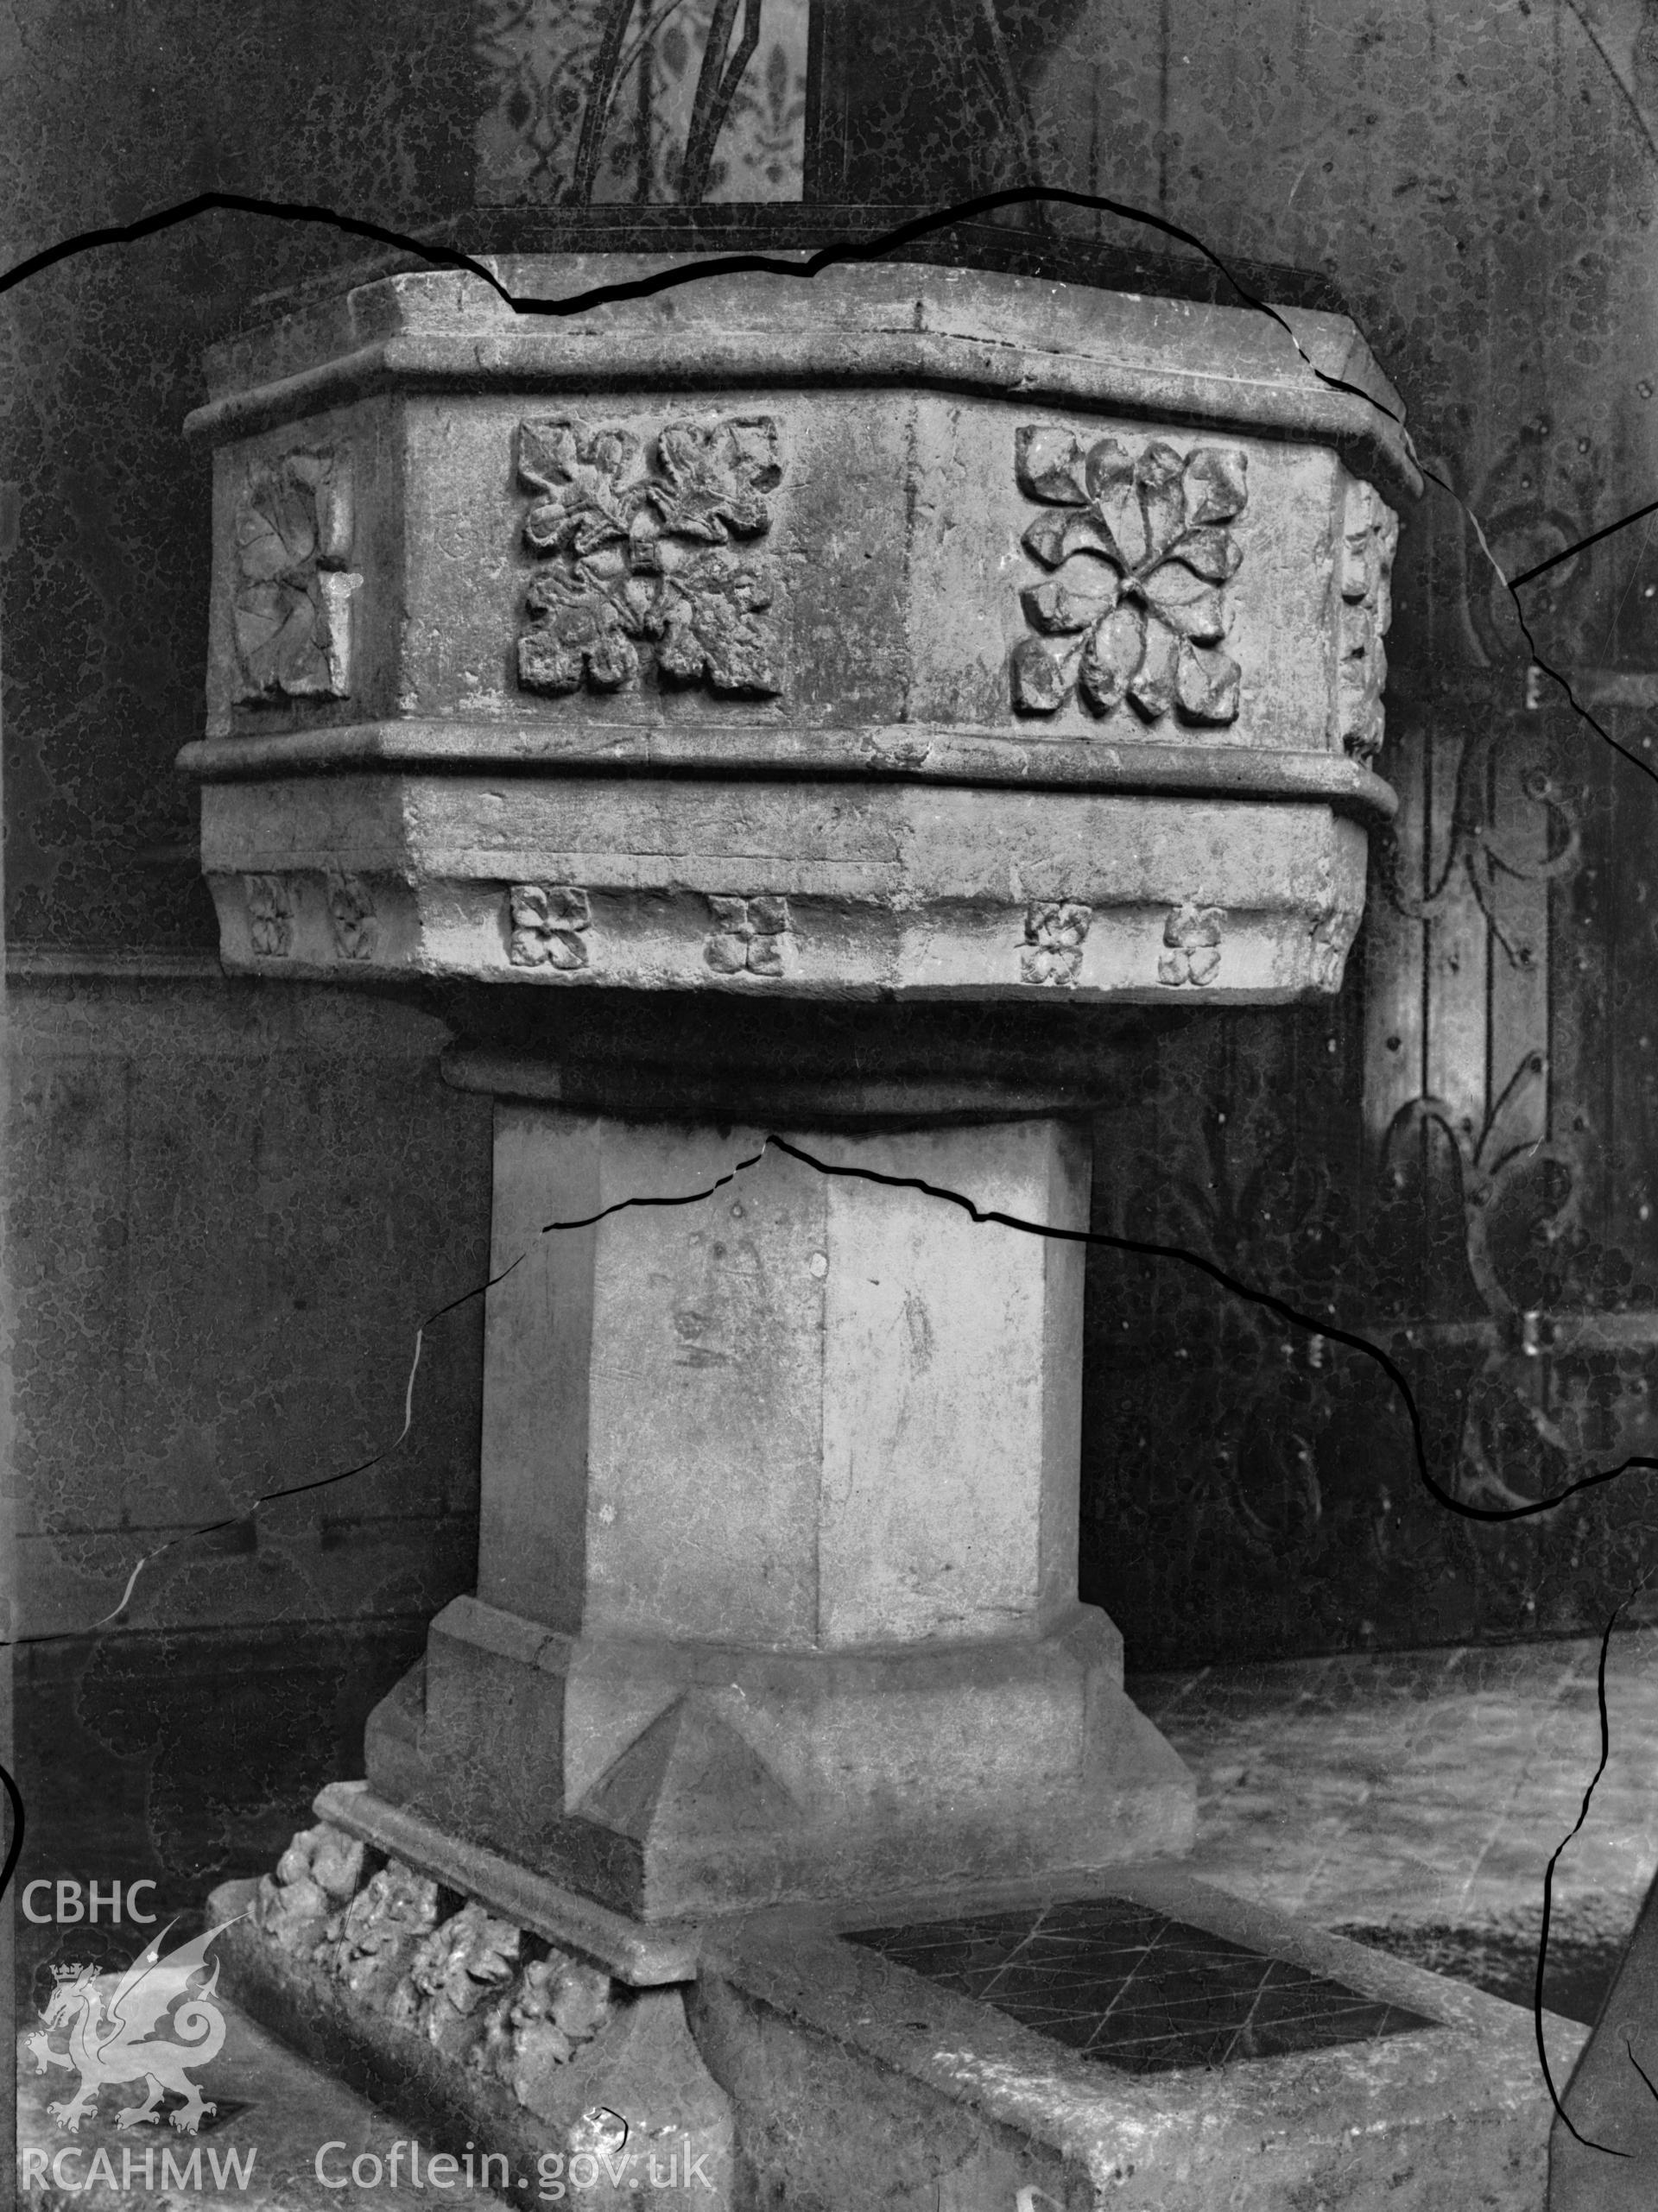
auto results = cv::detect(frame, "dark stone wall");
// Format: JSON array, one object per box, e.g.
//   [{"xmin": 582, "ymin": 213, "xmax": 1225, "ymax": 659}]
[
  {"xmin": 9, "ymin": 0, "xmax": 1658, "ymax": 1681},
  {"xmin": 3, "ymin": 0, "xmax": 476, "ymax": 950},
  {"xmin": 9, "ymin": 978, "xmax": 489, "ymax": 1641}
]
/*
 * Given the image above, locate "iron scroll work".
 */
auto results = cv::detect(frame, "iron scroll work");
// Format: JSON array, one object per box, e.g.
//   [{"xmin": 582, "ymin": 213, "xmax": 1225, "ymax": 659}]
[{"xmin": 1372, "ymin": 723, "xmax": 1598, "ymax": 1520}]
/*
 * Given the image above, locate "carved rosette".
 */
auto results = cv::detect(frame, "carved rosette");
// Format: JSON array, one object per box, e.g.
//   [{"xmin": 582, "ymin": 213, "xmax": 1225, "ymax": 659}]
[
  {"xmin": 1158, "ymin": 901, "xmax": 1226, "ymax": 987},
  {"xmin": 705, "ymin": 894, "xmax": 793, "ymax": 976},
  {"xmin": 244, "ymin": 874, "xmax": 293, "ymax": 958},
  {"xmin": 231, "ymin": 451, "xmax": 359, "ymax": 702},
  {"xmin": 327, "ymin": 874, "xmax": 376, "ymax": 961},
  {"xmin": 1337, "ymin": 477, "xmax": 1398, "ymax": 763},
  {"xmin": 1021, "ymin": 901, "xmax": 1092, "ymax": 986},
  {"xmin": 508, "ymin": 883, "xmax": 592, "ymax": 970},
  {"xmin": 1011, "ymin": 429, "xmax": 1247, "ymax": 725},
  {"xmin": 516, "ymin": 416, "xmax": 783, "ymax": 698}
]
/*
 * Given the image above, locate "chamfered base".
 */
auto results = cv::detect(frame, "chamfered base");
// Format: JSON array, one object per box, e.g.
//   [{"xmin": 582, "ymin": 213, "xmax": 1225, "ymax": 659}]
[{"xmin": 363, "ymin": 1596, "xmax": 1196, "ymax": 1921}]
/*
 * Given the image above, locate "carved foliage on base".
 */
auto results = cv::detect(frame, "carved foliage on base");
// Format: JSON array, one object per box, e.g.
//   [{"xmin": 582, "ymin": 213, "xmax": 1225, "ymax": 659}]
[
  {"xmin": 470, "ymin": 1956, "xmax": 617, "ymax": 2119},
  {"xmin": 1022, "ymin": 900, "xmax": 1092, "ymax": 986},
  {"xmin": 250, "ymin": 1822, "xmax": 624, "ymax": 2124},
  {"xmin": 516, "ymin": 416, "xmax": 783, "ymax": 698},
  {"xmin": 509, "ymin": 883, "xmax": 592, "ymax": 970},
  {"xmin": 387, "ymin": 1901, "xmax": 522, "ymax": 2054},
  {"xmin": 326, "ymin": 1861, "xmax": 441, "ymax": 2002},
  {"xmin": 1338, "ymin": 477, "xmax": 1398, "ymax": 763},
  {"xmin": 1012, "ymin": 429, "xmax": 1247, "ymax": 726},
  {"xmin": 253, "ymin": 1823, "xmax": 364, "ymax": 1956},
  {"xmin": 232, "ymin": 451, "xmax": 360, "ymax": 703},
  {"xmin": 1158, "ymin": 901, "xmax": 1225, "ymax": 987}
]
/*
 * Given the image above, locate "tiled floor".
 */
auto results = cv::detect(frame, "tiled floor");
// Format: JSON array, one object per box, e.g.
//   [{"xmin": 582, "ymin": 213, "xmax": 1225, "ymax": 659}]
[
  {"xmin": 1127, "ymin": 1627, "xmax": 1658, "ymax": 2019},
  {"xmin": 846, "ymin": 1896, "xmax": 1435, "ymax": 2071}
]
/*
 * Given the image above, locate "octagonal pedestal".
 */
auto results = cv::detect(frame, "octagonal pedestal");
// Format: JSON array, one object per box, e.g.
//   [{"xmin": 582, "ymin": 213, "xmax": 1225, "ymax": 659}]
[{"xmin": 364, "ymin": 1104, "xmax": 1191, "ymax": 1916}]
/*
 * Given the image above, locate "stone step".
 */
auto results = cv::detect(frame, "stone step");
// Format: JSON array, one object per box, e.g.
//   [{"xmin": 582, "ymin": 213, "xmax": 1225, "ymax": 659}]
[{"xmin": 693, "ymin": 1861, "xmax": 1579, "ymax": 2211}]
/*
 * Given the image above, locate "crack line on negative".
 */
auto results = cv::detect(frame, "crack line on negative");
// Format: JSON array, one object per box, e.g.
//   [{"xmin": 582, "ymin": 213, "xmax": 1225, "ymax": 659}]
[{"xmin": 1533, "ymin": 1584, "xmax": 1646, "ymax": 2158}]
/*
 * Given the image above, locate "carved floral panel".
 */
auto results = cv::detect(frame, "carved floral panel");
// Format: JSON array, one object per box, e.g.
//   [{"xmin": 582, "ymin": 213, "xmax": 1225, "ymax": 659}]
[
  {"xmin": 231, "ymin": 452, "xmax": 359, "ymax": 703},
  {"xmin": 1011, "ymin": 430, "xmax": 1247, "ymax": 726},
  {"xmin": 516, "ymin": 416, "xmax": 783, "ymax": 699}
]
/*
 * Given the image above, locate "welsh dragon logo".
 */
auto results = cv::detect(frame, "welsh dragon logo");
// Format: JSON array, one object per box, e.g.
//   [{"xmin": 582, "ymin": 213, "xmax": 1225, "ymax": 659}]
[{"xmin": 27, "ymin": 1917, "xmax": 240, "ymax": 2134}]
